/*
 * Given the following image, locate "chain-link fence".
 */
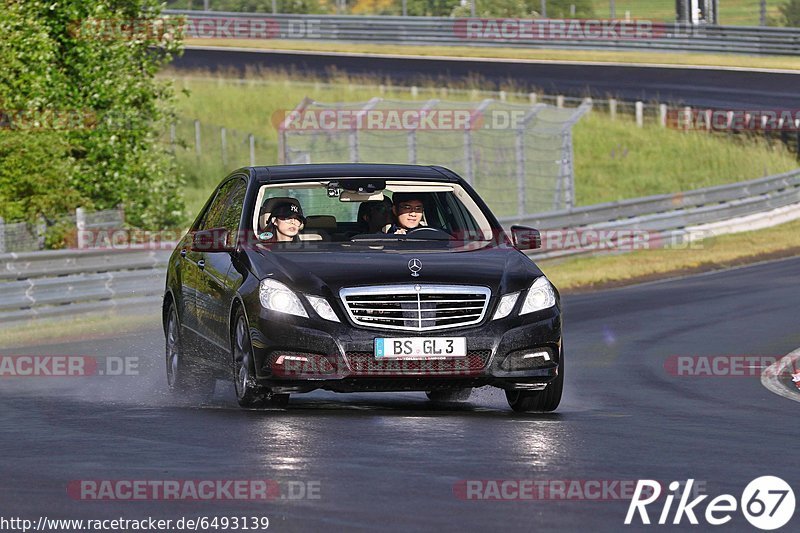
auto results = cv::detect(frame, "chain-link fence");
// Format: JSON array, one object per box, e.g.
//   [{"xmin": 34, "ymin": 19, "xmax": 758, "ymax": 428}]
[
  {"xmin": 0, "ymin": 208, "xmax": 124, "ymax": 253},
  {"xmin": 278, "ymin": 97, "xmax": 591, "ymax": 215}
]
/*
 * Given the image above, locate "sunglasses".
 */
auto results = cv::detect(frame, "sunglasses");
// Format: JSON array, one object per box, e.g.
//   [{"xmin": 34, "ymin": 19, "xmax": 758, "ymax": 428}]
[
  {"xmin": 397, "ymin": 204, "xmax": 424, "ymax": 214},
  {"xmin": 276, "ymin": 215, "xmax": 304, "ymax": 224}
]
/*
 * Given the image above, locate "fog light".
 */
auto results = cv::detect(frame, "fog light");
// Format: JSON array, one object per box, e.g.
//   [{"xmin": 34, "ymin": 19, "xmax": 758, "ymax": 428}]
[
  {"xmin": 500, "ymin": 348, "xmax": 554, "ymax": 371},
  {"xmin": 522, "ymin": 351, "xmax": 550, "ymax": 361}
]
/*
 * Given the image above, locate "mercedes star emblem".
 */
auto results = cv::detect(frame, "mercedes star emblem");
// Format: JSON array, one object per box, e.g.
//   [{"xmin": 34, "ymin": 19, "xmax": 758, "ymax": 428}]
[{"xmin": 408, "ymin": 258, "xmax": 422, "ymax": 277}]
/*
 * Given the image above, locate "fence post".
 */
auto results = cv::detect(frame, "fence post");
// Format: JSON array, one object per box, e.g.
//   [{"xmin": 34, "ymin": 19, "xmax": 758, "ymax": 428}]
[
  {"xmin": 76, "ymin": 207, "xmax": 87, "ymax": 249},
  {"xmin": 499, "ymin": 90, "xmax": 507, "ymax": 102},
  {"xmin": 609, "ymin": 98, "xmax": 617, "ymax": 120},
  {"xmin": 194, "ymin": 120, "xmax": 201, "ymax": 156},
  {"xmin": 529, "ymin": 92, "xmax": 537, "ymax": 104},
  {"xmin": 36, "ymin": 217, "xmax": 46, "ymax": 250},
  {"xmin": 556, "ymin": 95, "xmax": 565, "ymax": 108},
  {"xmin": 0, "ymin": 216, "xmax": 5, "ymax": 254},
  {"xmin": 221, "ymin": 127, "xmax": 227, "ymax": 166},
  {"xmin": 635, "ymin": 101, "xmax": 644, "ymax": 128},
  {"xmin": 659, "ymin": 104, "xmax": 668, "ymax": 127},
  {"xmin": 249, "ymin": 134, "xmax": 256, "ymax": 166}
]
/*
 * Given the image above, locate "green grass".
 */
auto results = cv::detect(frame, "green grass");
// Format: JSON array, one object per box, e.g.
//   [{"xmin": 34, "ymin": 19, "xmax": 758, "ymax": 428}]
[
  {"xmin": 166, "ymin": 70, "xmax": 799, "ymax": 215},
  {"xmin": 589, "ymin": 0, "xmax": 782, "ymax": 26},
  {"xmin": 539, "ymin": 217, "xmax": 800, "ymax": 292}
]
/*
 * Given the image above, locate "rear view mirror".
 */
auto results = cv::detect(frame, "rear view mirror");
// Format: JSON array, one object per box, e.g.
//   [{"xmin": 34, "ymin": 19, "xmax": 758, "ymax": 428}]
[
  {"xmin": 339, "ymin": 191, "xmax": 386, "ymax": 202},
  {"xmin": 510, "ymin": 225, "xmax": 542, "ymax": 250},
  {"xmin": 191, "ymin": 227, "xmax": 233, "ymax": 252}
]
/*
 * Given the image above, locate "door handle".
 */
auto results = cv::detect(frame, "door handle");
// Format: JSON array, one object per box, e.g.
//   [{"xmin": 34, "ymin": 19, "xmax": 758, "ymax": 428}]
[
  {"xmin": 197, "ymin": 259, "xmax": 205, "ymax": 270},
  {"xmin": 180, "ymin": 249, "xmax": 187, "ymax": 258}
]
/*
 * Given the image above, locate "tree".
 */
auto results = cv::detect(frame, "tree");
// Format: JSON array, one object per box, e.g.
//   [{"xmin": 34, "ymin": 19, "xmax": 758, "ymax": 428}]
[{"xmin": 0, "ymin": 0, "xmax": 186, "ymax": 235}]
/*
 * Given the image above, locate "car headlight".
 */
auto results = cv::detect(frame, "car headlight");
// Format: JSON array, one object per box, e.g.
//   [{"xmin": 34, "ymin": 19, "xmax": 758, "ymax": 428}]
[
  {"xmin": 259, "ymin": 279, "xmax": 308, "ymax": 318},
  {"xmin": 492, "ymin": 292, "xmax": 520, "ymax": 320},
  {"xmin": 520, "ymin": 277, "xmax": 556, "ymax": 315},
  {"xmin": 305, "ymin": 295, "xmax": 340, "ymax": 322}
]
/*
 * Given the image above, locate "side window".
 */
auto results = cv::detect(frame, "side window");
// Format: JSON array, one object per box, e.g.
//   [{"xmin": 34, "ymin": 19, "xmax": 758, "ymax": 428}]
[
  {"xmin": 198, "ymin": 180, "xmax": 236, "ymax": 231},
  {"xmin": 198, "ymin": 178, "xmax": 247, "ymax": 247}
]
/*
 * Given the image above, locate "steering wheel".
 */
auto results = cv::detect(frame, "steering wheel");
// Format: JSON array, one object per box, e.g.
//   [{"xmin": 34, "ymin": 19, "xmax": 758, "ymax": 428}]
[{"xmin": 406, "ymin": 226, "xmax": 453, "ymax": 240}]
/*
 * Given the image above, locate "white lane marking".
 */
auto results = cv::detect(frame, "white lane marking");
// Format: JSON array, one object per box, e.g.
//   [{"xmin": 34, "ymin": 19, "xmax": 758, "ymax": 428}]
[{"xmin": 761, "ymin": 348, "xmax": 800, "ymax": 403}]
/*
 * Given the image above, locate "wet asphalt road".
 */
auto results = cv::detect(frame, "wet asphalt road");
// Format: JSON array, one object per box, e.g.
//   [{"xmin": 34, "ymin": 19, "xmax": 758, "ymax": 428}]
[{"xmin": 1, "ymin": 257, "xmax": 799, "ymax": 532}]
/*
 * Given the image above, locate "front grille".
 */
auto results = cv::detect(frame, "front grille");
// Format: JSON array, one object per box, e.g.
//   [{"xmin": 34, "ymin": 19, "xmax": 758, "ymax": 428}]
[
  {"xmin": 345, "ymin": 350, "xmax": 491, "ymax": 376},
  {"xmin": 340, "ymin": 285, "xmax": 491, "ymax": 331}
]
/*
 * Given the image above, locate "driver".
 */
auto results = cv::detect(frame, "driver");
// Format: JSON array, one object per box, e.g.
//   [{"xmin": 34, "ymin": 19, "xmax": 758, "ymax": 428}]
[{"xmin": 383, "ymin": 192, "xmax": 425, "ymax": 235}]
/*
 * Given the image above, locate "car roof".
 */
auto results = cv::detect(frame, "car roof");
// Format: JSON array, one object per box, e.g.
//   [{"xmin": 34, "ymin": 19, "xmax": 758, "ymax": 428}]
[{"xmin": 251, "ymin": 164, "xmax": 462, "ymax": 184}]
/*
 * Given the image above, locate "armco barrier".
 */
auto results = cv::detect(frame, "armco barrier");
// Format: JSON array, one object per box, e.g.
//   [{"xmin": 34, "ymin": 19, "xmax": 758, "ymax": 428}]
[{"xmin": 166, "ymin": 11, "xmax": 800, "ymax": 57}]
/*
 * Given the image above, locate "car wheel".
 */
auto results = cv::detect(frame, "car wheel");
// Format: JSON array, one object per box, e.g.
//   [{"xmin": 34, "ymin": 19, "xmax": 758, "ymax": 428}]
[
  {"xmin": 165, "ymin": 304, "xmax": 215, "ymax": 398},
  {"xmin": 505, "ymin": 349, "xmax": 564, "ymax": 412},
  {"xmin": 426, "ymin": 388, "xmax": 472, "ymax": 402},
  {"xmin": 231, "ymin": 309, "xmax": 289, "ymax": 409}
]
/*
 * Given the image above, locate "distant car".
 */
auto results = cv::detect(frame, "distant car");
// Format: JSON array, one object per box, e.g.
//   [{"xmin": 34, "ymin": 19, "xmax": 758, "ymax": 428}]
[{"xmin": 163, "ymin": 164, "xmax": 563, "ymax": 411}]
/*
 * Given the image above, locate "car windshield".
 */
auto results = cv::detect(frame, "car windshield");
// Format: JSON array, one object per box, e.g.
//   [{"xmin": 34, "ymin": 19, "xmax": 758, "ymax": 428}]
[{"xmin": 252, "ymin": 179, "xmax": 496, "ymax": 246}]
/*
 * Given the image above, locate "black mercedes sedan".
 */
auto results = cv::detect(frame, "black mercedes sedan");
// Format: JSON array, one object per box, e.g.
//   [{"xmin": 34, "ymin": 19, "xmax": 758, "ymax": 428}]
[{"xmin": 163, "ymin": 164, "xmax": 563, "ymax": 411}]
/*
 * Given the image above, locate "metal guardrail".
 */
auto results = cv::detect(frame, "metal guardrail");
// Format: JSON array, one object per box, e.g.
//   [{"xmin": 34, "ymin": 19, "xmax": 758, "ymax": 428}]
[
  {"xmin": 1, "ymin": 169, "xmax": 799, "ymax": 321},
  {"xmin": 0, "ymin": 250, "xmax": 170, "ymax": 322},
  {"xmin": 514, "ymin": 169, "xmax": 800, "ymax": 259},
  {"xmin": 167, "ymin": 11, "xmax": 800, "ymax": 56}
]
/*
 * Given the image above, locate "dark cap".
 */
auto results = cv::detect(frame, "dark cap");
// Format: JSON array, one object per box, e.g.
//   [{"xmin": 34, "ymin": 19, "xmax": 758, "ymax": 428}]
[
  {"xmin": 271, "ymin": 201, "xmax": 305, "ymax": 222},
  {"xmin": 392, "ymin": 192, "xmax": 425, "ymax": 207}
]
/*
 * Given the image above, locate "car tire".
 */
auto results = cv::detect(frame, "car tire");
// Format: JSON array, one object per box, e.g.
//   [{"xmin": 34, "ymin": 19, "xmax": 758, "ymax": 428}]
[
  {"xmin": 231, "ymin": 309, "xmax": 289, "ymax": 409},
  {"xmin": 165, "ymin": 303, "xmax": 215, "ymax": 398},
  {"xmin": 505, "ymin": 348, "xmax": 564, "ymax": 412},
  {"xmin": 426, "ymin": 388, "xmax": 472, "ymax": 402}
]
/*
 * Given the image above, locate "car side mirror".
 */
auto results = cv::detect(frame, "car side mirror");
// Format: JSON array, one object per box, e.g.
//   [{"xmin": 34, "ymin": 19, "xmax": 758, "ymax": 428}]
[
  {"xmin": 191, "ymin": 227, "xmax": 233, "ymax": 252},
  {"xmin": 510, "ymin": 225, "xmax": 541, "ymax": 250}
]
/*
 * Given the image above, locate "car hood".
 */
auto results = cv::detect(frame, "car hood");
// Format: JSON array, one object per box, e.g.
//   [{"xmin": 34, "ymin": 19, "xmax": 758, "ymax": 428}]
[{"xmin": 244, "ymin": 243, "xmax": 543, "ymax": 298}]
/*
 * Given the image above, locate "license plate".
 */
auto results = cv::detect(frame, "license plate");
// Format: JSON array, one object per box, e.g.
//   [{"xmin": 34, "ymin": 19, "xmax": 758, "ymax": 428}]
[{"xmin": 374, "ymin": 337, "xmax": 467, "ymax": 358}]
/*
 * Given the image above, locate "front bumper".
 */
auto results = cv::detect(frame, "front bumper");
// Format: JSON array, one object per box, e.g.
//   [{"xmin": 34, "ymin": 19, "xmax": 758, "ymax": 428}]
[{"xmin": 246, "ymin": 302, "xmax": 562, "ymax": 393}]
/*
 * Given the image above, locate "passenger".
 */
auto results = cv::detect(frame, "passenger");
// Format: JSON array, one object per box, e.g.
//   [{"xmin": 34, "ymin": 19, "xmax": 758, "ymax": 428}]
[
  {"xmin": 357, "ymin": 197, "xmax": 393, "ymax": 233},
  {"xmin": 259, "ymin": 201, "xmax": 305, "ymax": 243},
  {"xmin": 383, "ymin": 192, "xmax": 425, "ymax": 235}
]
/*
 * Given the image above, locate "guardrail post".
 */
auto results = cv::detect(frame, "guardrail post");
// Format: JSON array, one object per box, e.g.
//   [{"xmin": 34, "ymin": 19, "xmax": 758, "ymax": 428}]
[
  {"xmin": 556, "ymin": 95, "xmax": 565, "ymax": 108},
  {"xmin": 36, "ymin": 217, "xmax": 46, "ymax": 250},
  {"xmin": 529, "ymin": 93, "xmax": 537, "ymax": 104},
  {"xmin": 0, "ymin": 216, "xmax": 5, "ymax": 254},
  {"xmin": 499, "ymin": 90, "xmax": 507, "ymax": 102},
  {"xmin": 609, "ymin": 99, "xmax": 617, "ymax": 120},
  {"xmin": 249, "ymin": 134, "xmax": 256, "ymax": 166},
  {"xmin": 411, "ymin": 86, "xmax": 418, "ymax": 98},
  {"xmin": 659, "ymin": 104, "xmax": 668, "ymax": 127},
  {"xmin": 194, "ymin": 120, "xmax": 201, "ymax": 156},
  {"xmin": 76, "ymin": 207, "xmax": 87, "ymax": 249},
  {"xmin": 635, "ymin": 101, "xmax": 644, "ymax": 128}
]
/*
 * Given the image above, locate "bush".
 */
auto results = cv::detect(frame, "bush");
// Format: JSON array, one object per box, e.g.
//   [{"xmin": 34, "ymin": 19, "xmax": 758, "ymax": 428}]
[
  {"xmin": 0, "ymin": 0, "xmax": 186, "ymax": 235},
  {"xmin": 779, "ymin": 0, "xmax": 800, "ymax": 26}
]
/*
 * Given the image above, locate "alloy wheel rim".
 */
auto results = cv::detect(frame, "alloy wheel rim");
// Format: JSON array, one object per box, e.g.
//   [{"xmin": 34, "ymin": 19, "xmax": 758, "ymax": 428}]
[
  {"xmin": 166, "ymin": 311, "xmax": 179, "ymax": 388},
  {"xmin": 234, "ymin": 317, "xmax": 250, "ymax": 400}
]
